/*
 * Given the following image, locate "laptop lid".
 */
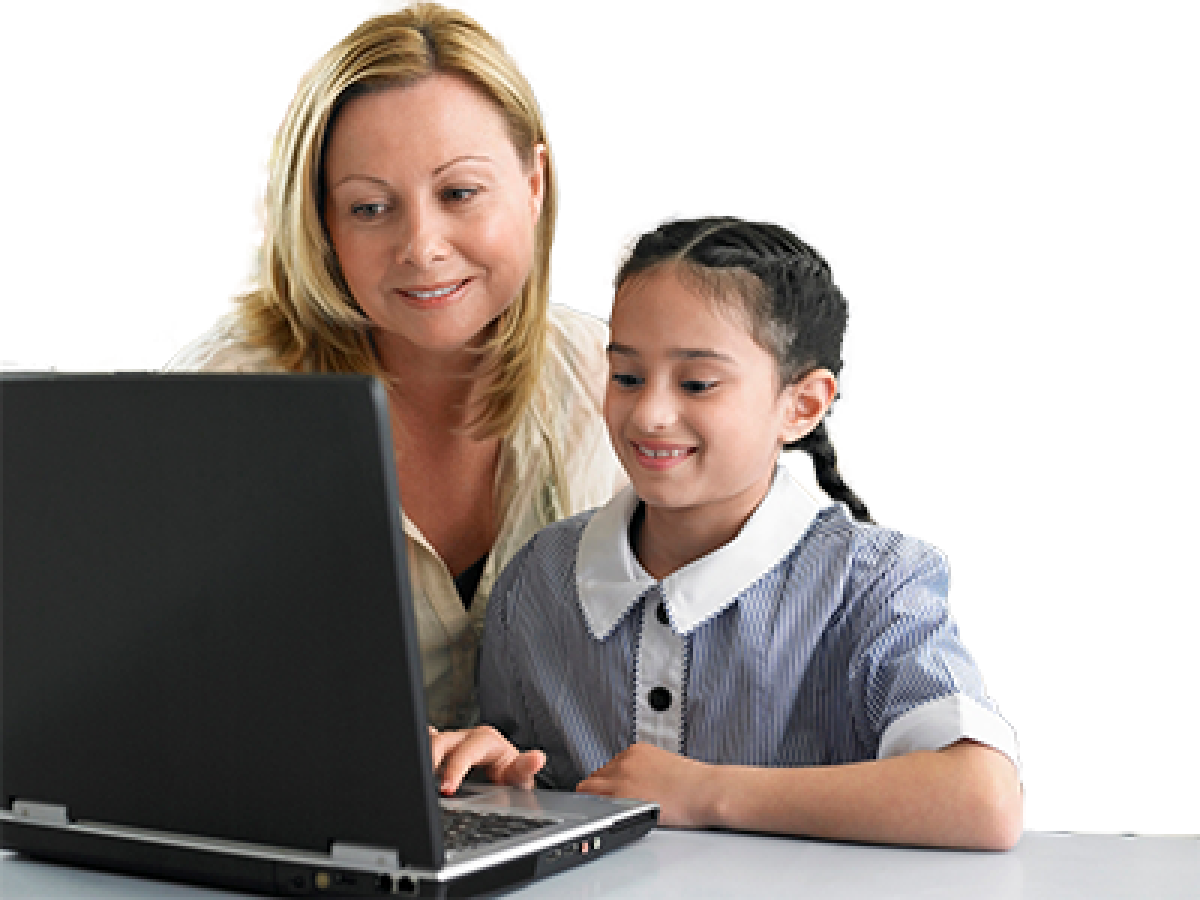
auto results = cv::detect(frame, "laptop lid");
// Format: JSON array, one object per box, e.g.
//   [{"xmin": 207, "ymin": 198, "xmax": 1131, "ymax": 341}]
[{"xmin": 1, "ymin": 373, "xmax": 444, "ymax": 867}]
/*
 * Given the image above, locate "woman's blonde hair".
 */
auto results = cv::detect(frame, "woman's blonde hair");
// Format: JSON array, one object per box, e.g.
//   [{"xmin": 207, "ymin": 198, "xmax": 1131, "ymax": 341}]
[{"xmin": 236, "ymin": 2, "xmax": 555, "ymax": 437}]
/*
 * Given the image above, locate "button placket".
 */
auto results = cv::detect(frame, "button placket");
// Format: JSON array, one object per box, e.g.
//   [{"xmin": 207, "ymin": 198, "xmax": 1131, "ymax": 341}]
[{"xmin": 633, "ymin": 585, "xmax": 685, "ymax": 751}]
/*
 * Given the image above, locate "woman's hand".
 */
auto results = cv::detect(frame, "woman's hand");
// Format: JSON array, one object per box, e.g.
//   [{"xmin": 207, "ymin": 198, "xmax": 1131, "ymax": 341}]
[
  {"xmin": 576, "ymin": 743, "xmax": 716, "ymax": 829},
  {"xmin": 428, "ymin": 725, "xmax": 546, "ymax": 795}
]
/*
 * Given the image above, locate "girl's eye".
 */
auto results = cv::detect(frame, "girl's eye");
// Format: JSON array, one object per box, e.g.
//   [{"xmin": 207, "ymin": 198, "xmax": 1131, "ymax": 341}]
[
  {"xmin": 681, "ymin": 380, "xmax": 718, "ymax": 395},
  {"xmin": 350, "ymin": 202, "xmax": 388, "ymax": 220},
  {"xmin": 611, "ymin": 371, "xmax": 643, "ymax": 388}
]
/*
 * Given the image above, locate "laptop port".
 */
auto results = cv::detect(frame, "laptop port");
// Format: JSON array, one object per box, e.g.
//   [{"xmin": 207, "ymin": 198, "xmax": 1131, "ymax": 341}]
[
  {"xmin": 395, "ymin": 875, "xmax": 419, "ymax": 896},
  {"xmin": 375, "ymin": 874, "xmax": 393, "ymax": 893}
]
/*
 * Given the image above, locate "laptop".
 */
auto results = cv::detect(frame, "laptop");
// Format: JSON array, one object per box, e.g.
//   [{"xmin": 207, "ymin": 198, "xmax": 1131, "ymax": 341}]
[{"xmin": 0, "ymin": 372, "xmax": 657, "ymax": 898}]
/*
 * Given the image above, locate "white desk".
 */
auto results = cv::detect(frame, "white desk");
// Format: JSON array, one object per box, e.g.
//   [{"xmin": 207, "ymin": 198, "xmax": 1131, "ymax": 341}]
[{"xmin": 3, "ymin": 831, "xmax": 1197, "ymax": 899}]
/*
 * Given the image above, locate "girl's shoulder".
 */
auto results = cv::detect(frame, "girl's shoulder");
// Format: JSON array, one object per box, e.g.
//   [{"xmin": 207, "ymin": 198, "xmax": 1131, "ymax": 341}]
[
  {"xmin": 798, "ymin": 503, "xmax": 950, "ymax": 586},
  {"xmin": 165, "ymin": 313, "xmax": 284, "ymax": 373},
  {"xmin": 489, "ymin": 507, "xmax": 596, "ymax": 613}
]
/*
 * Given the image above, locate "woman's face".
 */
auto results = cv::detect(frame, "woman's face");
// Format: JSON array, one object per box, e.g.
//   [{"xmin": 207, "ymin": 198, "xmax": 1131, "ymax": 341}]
[{"xmin": 322, "ymin": 74, "xmax": 545, "ymax": 359}]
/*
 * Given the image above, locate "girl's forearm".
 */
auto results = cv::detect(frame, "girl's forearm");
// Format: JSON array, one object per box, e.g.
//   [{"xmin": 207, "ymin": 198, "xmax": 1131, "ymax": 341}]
[{"xmin": 700, "ymin": 740, "xmax": 1022, "ymax": 850}]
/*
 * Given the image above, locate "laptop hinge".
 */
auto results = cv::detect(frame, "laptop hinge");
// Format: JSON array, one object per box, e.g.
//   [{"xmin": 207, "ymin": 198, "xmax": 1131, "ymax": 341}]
[
  {"xmin": 330, "ymin": 842, "xmax": 401, "ymax": 870},
  {"xmin": 10, "ymin": 800, "xmax": 71, "ymax": 826}
]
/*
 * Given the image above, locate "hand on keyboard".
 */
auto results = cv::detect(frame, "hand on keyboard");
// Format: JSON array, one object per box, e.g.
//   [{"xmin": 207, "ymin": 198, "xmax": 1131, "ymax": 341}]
[{"xmin": 429, "ymin": 724, "xmax": 547, "ymax": 795}]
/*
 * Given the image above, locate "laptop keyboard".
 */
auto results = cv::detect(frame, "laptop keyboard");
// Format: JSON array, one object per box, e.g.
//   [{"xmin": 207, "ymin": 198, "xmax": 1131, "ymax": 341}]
[{"xmin": 441, "ymin": 808, "xmax": 557, "ymax": 852}]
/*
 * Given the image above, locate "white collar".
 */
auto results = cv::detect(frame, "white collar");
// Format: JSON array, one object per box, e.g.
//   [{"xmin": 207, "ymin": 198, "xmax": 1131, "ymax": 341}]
[{"xmin": 575, "ymin": 467, "xmax": 829, "ymax": 639}]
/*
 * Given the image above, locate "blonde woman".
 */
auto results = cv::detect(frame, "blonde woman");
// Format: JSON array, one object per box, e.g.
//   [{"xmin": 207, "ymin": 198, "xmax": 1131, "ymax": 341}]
[{"xmin": 172, "ymin": 4, "xmax": 622, "ymax": 729}]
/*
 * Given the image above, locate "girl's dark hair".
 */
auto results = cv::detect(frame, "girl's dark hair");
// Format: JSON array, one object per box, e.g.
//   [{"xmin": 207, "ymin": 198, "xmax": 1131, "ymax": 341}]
[{"xmin": 615, "ymin": 216, "xmax": 873, "ymax": 523}]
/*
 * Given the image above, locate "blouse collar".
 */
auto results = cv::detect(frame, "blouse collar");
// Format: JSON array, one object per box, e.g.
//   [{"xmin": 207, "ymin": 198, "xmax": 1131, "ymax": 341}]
[{"xmin": 575, "ymin": 466, "xmax": 828, "ymax": 639}]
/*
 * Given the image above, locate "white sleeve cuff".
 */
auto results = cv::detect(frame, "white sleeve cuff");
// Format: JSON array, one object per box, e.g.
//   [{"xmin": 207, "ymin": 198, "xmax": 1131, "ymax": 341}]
[{"xmin": 878, "ymin": 693, "xmax": 1021, "ymax": 772}]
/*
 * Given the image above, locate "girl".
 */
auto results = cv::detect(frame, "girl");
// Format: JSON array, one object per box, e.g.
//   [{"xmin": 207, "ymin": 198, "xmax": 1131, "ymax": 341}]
[{"xmin": 433, "ymin": 217, "xmax": 1023, "ymax": 850}]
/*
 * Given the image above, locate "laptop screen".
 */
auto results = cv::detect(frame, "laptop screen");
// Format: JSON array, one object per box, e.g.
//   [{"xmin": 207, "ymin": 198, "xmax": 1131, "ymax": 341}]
[{"xmin": 1, "ymin": 374, "xmax": 443, "ymax": 866}]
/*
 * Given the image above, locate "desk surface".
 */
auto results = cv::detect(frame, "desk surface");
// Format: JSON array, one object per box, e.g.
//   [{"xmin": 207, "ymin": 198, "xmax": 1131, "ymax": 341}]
[{"xmin": 3, "ymin": 831, "xmax": 1198, "ymax": 899}]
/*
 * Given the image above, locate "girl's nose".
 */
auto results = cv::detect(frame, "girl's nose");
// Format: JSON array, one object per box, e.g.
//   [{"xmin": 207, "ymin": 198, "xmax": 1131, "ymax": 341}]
[{"xmin": 630, "ymin": 381, "xmax": 678, "ymax": 432}]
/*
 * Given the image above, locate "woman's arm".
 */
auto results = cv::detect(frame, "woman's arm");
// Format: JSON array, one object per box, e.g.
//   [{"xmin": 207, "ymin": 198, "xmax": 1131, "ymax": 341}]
[{"xmin": 577, "ymin": 738, "xmax": 1022, "ymax": 851}]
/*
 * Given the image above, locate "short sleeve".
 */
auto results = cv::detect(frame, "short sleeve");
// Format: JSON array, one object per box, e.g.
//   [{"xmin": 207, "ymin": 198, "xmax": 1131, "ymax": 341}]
[{"xmin": 847, "ymin": 537, "xmax": 1020, "ymax": 769}]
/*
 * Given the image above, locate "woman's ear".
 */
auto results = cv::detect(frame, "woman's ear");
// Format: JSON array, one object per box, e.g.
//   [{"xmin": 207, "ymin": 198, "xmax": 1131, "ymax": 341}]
[
  {"xmin": 527, "ymin": 143, "xmax": 547, "ymax": 220},
  {"xmin": 780, "ymin": 369, "xmax": 837, "ymax": 445}
]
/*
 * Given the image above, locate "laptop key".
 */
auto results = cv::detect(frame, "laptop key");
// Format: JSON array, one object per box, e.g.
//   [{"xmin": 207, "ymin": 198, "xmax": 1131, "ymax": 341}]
[{"xmin": 442, "ymin": 809, "xmax": 556, "ymax": 852}]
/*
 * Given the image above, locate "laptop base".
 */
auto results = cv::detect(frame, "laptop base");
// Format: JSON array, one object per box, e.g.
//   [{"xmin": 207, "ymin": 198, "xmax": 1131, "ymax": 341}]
[{"xmin": 3, "ymin": 810, "xmax": 657, "ymax": 898}]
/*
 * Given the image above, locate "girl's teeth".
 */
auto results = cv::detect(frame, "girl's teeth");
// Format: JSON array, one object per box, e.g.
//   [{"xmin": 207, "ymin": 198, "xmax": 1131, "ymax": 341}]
[{"xmin": 639, "ymin": 446, "xmax": 687, "ymax": 458}]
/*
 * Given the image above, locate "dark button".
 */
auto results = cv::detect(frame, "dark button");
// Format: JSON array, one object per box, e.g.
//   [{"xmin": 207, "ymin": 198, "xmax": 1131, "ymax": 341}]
[
  {"xmin": 648, "ymin": 687, "xmax": 672, "ymax": 712},
  {"xmin": 656, "ymin": 601, "xmax": 670, "ymax": 626}
]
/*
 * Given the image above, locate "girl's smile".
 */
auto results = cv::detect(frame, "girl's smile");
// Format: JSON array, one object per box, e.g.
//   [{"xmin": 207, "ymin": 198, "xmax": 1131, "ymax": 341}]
[{"xmin": 631, "ymin": 440, "xmax": 697, "ymax": 470}]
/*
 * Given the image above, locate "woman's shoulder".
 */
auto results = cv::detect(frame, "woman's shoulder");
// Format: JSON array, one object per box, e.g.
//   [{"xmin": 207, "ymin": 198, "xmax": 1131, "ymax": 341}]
[
  {"xmin": 528, "ymin": 306, "xmax": 625, "ymax": 512},
  {"xmin": 544, "ymin": 304, "xmax": 608, "ymax": 393},
  {"xmin": 547, "ymin": 303, "xmax": 608, "ymax": 347},
  {"xmin": 165, "ymin": 313, "xmax": 285, "ymax": 373}
]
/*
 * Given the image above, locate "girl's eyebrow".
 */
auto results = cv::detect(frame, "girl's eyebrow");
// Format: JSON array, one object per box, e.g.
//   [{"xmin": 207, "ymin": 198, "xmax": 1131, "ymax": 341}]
[{"xmin": 606, "ymin": 342, "xmax": 735, "ymax": 363}]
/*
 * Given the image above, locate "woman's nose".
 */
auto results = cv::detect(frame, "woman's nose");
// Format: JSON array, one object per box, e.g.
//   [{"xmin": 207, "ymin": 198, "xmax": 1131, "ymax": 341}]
[{"xmin": 398, "ymin": 202, "xmax": 448, "ymax": 269}]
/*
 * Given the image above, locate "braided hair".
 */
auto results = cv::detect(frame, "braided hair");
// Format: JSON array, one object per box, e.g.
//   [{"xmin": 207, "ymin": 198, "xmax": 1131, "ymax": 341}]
[{"xmin": 615, "ymin": 217, "xmax": 873, "ymax": 523}]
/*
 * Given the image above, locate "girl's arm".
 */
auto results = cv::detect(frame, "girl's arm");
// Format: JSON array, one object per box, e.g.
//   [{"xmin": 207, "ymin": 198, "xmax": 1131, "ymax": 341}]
[
  {"xmin": 428, "ymin": 725, "xmax": 545, "ymax": 794},
  {"xmin": 577, "ymin": 738, "xmax": 1022, "ymax": 851}
]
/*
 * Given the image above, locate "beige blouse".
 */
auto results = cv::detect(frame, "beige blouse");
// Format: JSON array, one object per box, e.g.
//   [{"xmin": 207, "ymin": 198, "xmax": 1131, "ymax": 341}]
[{"xmin": 170, "ymin": 305, "xmax": 625, "ymax": 727}]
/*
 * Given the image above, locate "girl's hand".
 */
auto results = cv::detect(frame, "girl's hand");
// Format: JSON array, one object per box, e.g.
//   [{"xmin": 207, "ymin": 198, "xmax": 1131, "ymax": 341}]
[
  {"xmin": 576, "ymin": 743, "xmax": 716, "ymax": 829},
  {"xmin": 428, "ymin": 725, "xmax": 546, "ymax": 795}
]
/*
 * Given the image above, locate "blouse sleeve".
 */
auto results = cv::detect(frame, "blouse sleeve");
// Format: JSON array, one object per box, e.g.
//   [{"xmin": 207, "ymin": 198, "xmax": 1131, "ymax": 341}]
[{"xmin": 846, "ymin": 534, "xmax": 1021, "ymax": 770}]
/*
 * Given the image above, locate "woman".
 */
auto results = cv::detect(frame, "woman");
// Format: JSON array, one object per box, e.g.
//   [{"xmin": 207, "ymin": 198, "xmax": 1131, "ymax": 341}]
[{"xmin": 172, "ymin": 3, "xmax": 623, "ymax": 728}]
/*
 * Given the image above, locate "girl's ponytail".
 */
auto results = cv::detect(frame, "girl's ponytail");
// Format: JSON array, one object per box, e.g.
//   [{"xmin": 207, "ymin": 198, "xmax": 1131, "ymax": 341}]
[{"xmin": 792, "ymin": 422, "xmax": 872, "ymax": 524}]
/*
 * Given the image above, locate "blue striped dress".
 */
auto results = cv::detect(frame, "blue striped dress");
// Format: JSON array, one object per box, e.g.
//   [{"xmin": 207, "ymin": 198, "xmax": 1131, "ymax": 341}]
[{"xmin": 478, "ymin": 467, "xmax": 1019, "ymax": 789}]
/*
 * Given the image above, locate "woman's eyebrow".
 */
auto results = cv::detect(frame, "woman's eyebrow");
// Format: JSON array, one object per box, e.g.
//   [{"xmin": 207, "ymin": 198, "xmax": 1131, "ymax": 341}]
[
  {"xmin": 606, "ymin": 342, "xmax": 734, "ymax": 363},
  {"xmin": 330, "ymin": 173, "xmax": 391, "ymax": 190},
  {"xmin": 328, "ymin": 157, "xmax": 492, "ymax": 192},
  {"xmin": 433, "ymin": 154, "xmax": 494, "ymax": 175}
]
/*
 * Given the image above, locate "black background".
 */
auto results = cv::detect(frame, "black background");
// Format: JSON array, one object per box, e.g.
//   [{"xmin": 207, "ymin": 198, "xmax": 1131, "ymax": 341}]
[{"xmin": 7, "ymin": 3, "xmax": 1180, "ymax": 844}]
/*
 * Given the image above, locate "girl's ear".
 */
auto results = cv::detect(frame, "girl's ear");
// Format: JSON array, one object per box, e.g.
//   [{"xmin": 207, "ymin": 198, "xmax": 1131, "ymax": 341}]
[{"xmin": 780, "ymin": 368, "xmax": 837, "ymax": 445}]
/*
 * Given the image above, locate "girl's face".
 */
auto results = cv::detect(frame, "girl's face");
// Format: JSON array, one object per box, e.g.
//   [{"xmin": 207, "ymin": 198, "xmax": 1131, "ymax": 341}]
[
  {"xmin": 322, "ymin": 73, "xmax": 545, "ymax": 359},
  {"xmin": 605, "ymin": 266, "xmax": 816, "ymax": 534}
]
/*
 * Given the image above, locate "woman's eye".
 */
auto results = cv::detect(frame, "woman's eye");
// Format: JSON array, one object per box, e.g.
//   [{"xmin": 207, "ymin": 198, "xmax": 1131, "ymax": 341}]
[
  {"xmin": 350, "ymin": 202, "xmax": 388, "ymax": 220},
  {"xmin": 681, "ymin": 380, "xmax": 718, "ymax": 395},
  {"xmin": 441, "ymin": 186, "xmax": 479, "ymax": 203},
  {"xmin": 611, "ymin": 372, "xmax": 643, "ymax": 388}
]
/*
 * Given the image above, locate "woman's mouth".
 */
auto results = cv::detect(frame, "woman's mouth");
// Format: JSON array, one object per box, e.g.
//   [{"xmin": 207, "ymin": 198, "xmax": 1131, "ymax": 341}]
[{"xmin": 396, "ymin": 279, "xmax": 470, "ymax": 308}]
